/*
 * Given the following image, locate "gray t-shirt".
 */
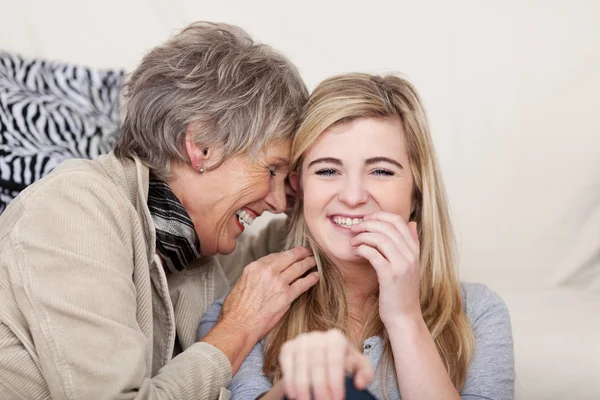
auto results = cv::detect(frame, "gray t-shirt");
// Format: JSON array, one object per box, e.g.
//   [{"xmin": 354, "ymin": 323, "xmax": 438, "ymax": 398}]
[{"xmin": 198, "ymin": 283, "xmax": 515, "ymax": 400}]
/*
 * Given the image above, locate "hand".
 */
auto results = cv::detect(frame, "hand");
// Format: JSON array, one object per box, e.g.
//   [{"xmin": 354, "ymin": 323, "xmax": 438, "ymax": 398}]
[
  {"xmin": 349, "ymin": 212, "xmax": 421, "ymax": 324},
  {"xmin": 278, "ymin": 329, "xmax": 374, "ymax": 400},
  {"xmin": 220, "ymin": 246, "xmax": 319, "ymax": 341}
]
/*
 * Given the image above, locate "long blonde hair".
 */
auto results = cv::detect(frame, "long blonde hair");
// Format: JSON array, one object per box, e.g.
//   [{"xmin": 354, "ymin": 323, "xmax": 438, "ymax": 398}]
[{"xmin": 264, "ymin": 73, "xmax": 474, "ymax": 392}]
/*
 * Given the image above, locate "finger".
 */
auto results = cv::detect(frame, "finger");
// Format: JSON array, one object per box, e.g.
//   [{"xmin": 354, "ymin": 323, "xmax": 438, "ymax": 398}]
[
  {"xmin": 295, "ymin": 335, "xmax": 311, "ymax": 400},
  {"xmin": 345, "ymin": 349, "xmax": 375, "ymax": 390},
  {"xmin": 289, "ymin": 271, "xmax": 319, "ymax": 300},
  {"xmin": 351, "ymin": 220, "xmax": 415, "ymax": 257},
  {"xmin": 326, "ymin": 332, "xmax": 346, "ymax": 400},
  {"xmin": 310, "ymin": 338, "xmax": 328, "ymax": 400},
  {"xmin": 408, "ymin": 221, "xmax": 420, "ymax": 246},
  {"xmin": 363, "ymin": 212, "xmax": 419, "ymax": 253},
  {"xmin": 272, "ymin": 246, "xmax": 313, "ymax": 272},
  {"xmin": 355, "ymin": 244, "xmax": 389, "ymax": 276},
  {"xmin": 351, "ymin": 232, "xmax": 403, "ymax": 264},
  {"xmin": 281, "ymin": 256, "xmax": 316, "ymax": 283},
  {"xmin": 280, "ymin": 342, "xmax": 296, "ymax": 399}
]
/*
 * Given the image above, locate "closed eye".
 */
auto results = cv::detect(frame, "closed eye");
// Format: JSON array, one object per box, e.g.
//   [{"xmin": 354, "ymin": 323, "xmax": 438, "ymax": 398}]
[
  {"xmin": 315, "ymin": 168, "xmax": 339, "ymax": 177},
  {"xmin": 269, "ymin": 166, "xmax": 277, "ymax": 177},
  {"xmin": 372, "ymin": 169, "xmax": 395, "ymax": 177}
]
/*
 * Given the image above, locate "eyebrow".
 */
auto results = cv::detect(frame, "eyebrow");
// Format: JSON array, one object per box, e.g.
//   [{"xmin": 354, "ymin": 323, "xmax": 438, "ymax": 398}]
[
  {"xmin": 308, "ymin": 157, "xmax": 403, "ymax": 169},
  {"xmin": 365, "ymin": 157, "xmax": 404, "ymax": 170},
  {"xmin": 271, "ymin": 156, "xmax": 290, "ymax": 167}
]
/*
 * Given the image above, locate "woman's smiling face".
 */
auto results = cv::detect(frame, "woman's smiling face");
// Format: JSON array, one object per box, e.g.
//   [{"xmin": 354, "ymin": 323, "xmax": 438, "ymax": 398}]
[
  {"xmin": 301, "ymin": 118, "xmax": 414, "ymax": 263},
  {"xmin": 170, "ymin": 138, "xmax": 292, "ymax": 256}
]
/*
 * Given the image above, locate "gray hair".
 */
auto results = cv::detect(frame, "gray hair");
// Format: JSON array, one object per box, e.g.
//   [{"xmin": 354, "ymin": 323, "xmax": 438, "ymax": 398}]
[{"xmin": 113, "ymin": 21, "xmax": 308, "ymax": 179}]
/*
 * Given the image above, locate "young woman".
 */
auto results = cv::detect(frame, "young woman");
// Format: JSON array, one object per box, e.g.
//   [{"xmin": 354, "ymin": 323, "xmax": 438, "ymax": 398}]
[{"xmin": 200, "ymin": 73, "xmax": 515, "ymax": 400}]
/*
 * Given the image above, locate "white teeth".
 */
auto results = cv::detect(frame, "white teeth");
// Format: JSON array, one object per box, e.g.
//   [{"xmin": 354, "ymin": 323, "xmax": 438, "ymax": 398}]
[
  {"xmin": 235, "ymin": 209, "xmax": 255, "ymax": 226},
  {"xmin": 332, "ymin": 216, "xmax": 363, "ymax": 228}
]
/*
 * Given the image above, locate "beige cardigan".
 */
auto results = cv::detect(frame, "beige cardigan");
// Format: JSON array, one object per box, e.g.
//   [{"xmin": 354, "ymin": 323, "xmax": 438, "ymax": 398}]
[{"xmin": 0, "ymin": 153, "xmax": 286, "ymax": 400}]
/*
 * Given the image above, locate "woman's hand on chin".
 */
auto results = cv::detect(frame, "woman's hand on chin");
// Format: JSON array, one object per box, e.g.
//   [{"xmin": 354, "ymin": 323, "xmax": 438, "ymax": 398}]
[
  {"xmin": 221, "ymin": 246, "xmax": 319, "ymax": 340},
  {"xmin": 349, "ymin": 211, "xmax": 422, "ymax": 325},
  {"xmin": 276, "ymin": 329, "xmax": 374, "ymax": 400}
]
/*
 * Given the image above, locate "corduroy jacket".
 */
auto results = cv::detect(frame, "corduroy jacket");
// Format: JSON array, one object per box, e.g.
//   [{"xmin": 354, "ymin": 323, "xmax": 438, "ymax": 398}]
[{"xmin": 0, "ymin": 153, "xmax": 286, "ymax": 399}]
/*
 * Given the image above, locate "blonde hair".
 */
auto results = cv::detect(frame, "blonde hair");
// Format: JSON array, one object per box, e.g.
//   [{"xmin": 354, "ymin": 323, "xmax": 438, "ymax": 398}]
[
  {"xmin": 264, "ymin": 73, "xmax": 474, "ymax": 393},
  {"xmin": 114, "ymin": 21, "xmax": 308, "ymax": 180}
]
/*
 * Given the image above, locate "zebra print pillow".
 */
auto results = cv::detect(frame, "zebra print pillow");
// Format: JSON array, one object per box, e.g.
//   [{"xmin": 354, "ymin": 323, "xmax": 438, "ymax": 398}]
[{"xmin": 0, "ymin": 51, "xmax": 124, "ymax": 213}]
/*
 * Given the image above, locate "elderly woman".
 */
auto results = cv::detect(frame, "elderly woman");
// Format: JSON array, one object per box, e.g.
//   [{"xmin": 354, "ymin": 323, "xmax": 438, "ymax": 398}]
[{"xmin": 0, "ymin": 22, "xmax": 319, "ymax": 399}]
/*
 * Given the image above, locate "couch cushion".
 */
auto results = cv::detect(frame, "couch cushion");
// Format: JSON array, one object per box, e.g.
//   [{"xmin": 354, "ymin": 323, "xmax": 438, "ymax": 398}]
[
  {"xmin": 0, "ymin": 51, "xmax": 124, "ymax": 212},
  {"xmin": 500, "ymin": 288, "xmax": 600, "ymax": 400}
]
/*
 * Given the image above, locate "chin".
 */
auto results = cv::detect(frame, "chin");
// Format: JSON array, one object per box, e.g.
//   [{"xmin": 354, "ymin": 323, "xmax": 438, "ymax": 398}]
[
  {"xmin": 217, "ymin": 241, "xmax": 237, "ymax": 256},
  {"xmin": 322, "ymin": 244, "xmax": 364, "ymax": 264}
]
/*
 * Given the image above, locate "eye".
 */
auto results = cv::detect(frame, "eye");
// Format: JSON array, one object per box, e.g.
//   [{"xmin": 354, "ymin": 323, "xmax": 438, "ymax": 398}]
[
  {"xmin": 269, "ymin": 166, "xmax": 276, "ymax": 177},
  {"xmin": 315, "ymin": 168, "xmax": 339, "ymax": 177},
  {"xmin": 372, "ymin": 169, "xmax": 395, "ymax": 177}
]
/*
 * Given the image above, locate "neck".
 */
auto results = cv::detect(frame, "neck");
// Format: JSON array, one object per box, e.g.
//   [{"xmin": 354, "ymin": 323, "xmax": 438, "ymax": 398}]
[{"xmin": 334, "ymin": 258, "xmax": 379, "ymax": 328}]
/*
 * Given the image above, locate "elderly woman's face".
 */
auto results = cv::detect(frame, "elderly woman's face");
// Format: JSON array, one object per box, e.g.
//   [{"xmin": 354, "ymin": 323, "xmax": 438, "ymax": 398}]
[{"xmin": 171, "ymin": 139, "xmax": 291, "ymax": 256}]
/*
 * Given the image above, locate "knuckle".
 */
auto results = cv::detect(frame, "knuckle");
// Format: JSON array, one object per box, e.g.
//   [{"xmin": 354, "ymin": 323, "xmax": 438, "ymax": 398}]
[
  {"xmin": 259, "ymin": 267, "xmax": 274, "ymax": 279},
  {"xmin": 280, "ymin": 342, "xmax": 291, "ymax": 354},
  {"xmin": 393, "ymin": 214, "xmax": 405, "ymax": 224},
  {"xmin": 287, "ymin": 249, "xmax": 300, "ymax": 263},
  {"xmin": 328, "ymin": 329, "xmax": 344, "ymax": 342}
]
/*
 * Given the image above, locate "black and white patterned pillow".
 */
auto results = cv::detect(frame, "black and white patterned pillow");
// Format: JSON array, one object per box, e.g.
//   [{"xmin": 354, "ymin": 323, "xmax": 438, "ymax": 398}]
[{"xmin": 0, "ymin": 51, "xmax": 124, "ymax": 213}]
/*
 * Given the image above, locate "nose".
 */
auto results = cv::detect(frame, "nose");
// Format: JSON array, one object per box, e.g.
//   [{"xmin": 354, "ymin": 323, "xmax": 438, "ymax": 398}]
[
  {"xmin": 338, "ymin": 175, "xmax": 368, "ymax": 207},
  {"xmin": 264, "ymin": 177, "xmax": 287, "ymax": 214}
]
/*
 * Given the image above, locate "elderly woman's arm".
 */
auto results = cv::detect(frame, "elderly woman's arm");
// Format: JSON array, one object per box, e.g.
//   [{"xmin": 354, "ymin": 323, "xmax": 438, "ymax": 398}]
[
  {"xmin": 199, "ymin": 298, "xmax": 274, "ymax": 399},
  {"xmin": 5, "ymin": 171, "xmax": 232, "ymax": 399}
]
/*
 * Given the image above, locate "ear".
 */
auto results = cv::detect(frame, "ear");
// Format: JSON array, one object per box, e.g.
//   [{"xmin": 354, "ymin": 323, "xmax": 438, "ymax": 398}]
[
  {"xmin": 289, "ymin": 172, "xmax": 300, "ymax": 193},
  {"xmin": 185, "ymin": 134, "xmax": 203, "ymax": 169},
  {"xmin": 185, "ymin": 133, "xmax": 222, "ymax": 171}
]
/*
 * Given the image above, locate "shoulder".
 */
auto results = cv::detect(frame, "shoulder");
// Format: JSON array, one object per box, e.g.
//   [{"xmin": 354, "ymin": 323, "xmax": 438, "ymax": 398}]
[
  {"xmin": 461, "ymin": 282, "xmax": 512, "ymax": 333},
  {"xmin": 20, "ymin": 158, "xmax": 126, "ymax": 207},
  {"xmin": 460, "ymin": 283, "xmax": 515, "ymax": 398},
  {"xmin": 2, "ymin": 157, "xmax": 139, "ymax": 259}
]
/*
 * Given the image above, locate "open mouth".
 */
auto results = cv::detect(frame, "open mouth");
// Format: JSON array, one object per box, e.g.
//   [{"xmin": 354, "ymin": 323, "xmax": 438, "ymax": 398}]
[
  {"xmin": 331, "ymin": 215, "xmax": 364, "ymax": 229},
  {"xmin": 235, "ymin": 208, "xmax": 257, "ymax": 227}
]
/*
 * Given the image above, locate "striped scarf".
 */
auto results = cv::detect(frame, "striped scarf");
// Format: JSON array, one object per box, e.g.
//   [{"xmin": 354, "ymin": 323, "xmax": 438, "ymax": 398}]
[{"xmin": 147, "ymin": 179, "xmax": 200, "ymax": 273}]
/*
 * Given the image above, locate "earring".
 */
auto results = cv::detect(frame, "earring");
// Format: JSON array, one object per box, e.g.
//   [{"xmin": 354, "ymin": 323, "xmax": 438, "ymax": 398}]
[{"xmin": 196, "ymin": 164, "xmax": 205, "ymax": 174}]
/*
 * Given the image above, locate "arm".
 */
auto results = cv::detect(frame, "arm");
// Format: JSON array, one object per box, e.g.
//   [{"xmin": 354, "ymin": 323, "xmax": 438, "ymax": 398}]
[
  {"xmin": 10, "ymin": 172, "xmax": 229, "ymax": 400},
  {"xmin": 352, "ymin": 213, "xmax": 460, "ymax": 400},
  {"xmin": 461, "ymin": 284, "xmax": 515, "ymax": 400},
  {"xmin": 199, "ymin": 300, "xmax": 274, "ymax": 400},
  {"xmin": 386, "ymin": 316, "xmax": 460, "ymax": 400}
]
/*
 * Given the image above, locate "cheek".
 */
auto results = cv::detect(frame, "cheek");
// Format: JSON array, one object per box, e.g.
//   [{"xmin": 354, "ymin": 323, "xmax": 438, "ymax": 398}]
[
  {"xmin": 302, "ymin": 180, "xmax": 333, "ymax": 215},
  {"xmin": 372, "ymin": 182, "xmax": 414, "ymax": 219},
  {"xmin": 236, "ymin": 176, "xmax": 271, "ymax": 203}
]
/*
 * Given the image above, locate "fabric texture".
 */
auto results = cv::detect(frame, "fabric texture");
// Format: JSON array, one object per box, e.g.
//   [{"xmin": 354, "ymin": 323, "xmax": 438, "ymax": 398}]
[
  {"xmin": 199, "ymin": 283, "xmax": 515, "ymax": 400},
  {"xmin": 0, "ymin": 51, "xmax": 124, "ymax": 213},
  {"xmin": 0, "ymin": 152, "xmax": 289, "ymax": 399},
  {"xmin": 147, "ymin": 178, "xmax": 200, "ymax": 273}
]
